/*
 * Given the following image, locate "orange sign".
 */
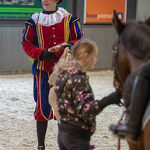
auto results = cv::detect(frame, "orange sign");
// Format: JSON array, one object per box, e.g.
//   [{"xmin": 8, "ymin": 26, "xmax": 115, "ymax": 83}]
[{"xmin": 84, "ymin": 0, "xmax": 127, "ymax": 23}]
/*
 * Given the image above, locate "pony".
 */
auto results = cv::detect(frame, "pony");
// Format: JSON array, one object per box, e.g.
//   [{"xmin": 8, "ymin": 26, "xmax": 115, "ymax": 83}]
[{"xmin": 111, "ymin": 10, "xmax": 150, "ymax": 150}]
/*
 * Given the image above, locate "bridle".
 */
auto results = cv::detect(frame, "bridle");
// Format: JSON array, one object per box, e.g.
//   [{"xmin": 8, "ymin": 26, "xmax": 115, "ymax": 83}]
[{"xmin": 112, "ymin": 37, "xmax": 123, "ymax": 92}]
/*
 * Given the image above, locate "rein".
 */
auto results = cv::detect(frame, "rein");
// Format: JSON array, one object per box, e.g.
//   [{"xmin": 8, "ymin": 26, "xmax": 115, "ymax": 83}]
[
  {"xmin": 117, "ymin": 111, "xmax": 126, "ymax": 150},
  {"xmin": 118, "ymin": 138, "xmax": 121, "ymax": 150},
  {"xmin": 112, "ymin": 38, "xmax": 124, "ymax": 150}
]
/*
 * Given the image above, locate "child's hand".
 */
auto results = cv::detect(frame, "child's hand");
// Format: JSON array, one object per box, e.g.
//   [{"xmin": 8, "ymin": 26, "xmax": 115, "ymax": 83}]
[
  {"xmin": 61, "ymin": 47, "xmax": 72, "ymax": 60},
  {"xmin": 64, "ymin": 47, "xmax": 70, "ymax": 54},
  {"xmin": 64, "ymin": 47, "xmax": 72, "ymax": 59}
]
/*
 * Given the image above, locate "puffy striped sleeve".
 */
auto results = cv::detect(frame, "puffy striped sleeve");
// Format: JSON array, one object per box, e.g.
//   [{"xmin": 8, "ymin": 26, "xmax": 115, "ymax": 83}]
[
  {"xmin": 21, "ymin": 13, "xmax": 44, "ymax": 59},
  {"xmin": 69, "ymin": 14, "xmax": 84, "ymax": 44}
]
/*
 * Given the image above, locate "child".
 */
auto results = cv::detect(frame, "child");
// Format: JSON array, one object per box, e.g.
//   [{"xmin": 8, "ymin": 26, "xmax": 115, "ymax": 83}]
[
  {"xmin": 53, "ymin": 39, "xmax": 122, "ymax": 150},
  {"xmin": 48, "ymin": 47, "xmax": 72, "ymax": 124}
]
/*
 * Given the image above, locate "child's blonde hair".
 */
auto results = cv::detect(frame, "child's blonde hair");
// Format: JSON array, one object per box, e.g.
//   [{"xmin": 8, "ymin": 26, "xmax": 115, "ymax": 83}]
[{"xmin": 71, "ymin": 39, "xmax": 98, "ymax": 60}]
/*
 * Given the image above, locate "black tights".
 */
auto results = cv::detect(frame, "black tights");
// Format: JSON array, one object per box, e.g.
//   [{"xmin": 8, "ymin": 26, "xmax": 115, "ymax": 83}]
[{"xmin": 36, "ymin": 121, "xmax": 48, "ymax": 148}]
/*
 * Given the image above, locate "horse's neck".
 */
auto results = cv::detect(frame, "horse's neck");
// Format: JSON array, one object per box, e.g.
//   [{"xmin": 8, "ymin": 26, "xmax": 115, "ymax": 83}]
[{"xmin": 128, "ymin": 54, "xmax": 146, "ymax": 72}]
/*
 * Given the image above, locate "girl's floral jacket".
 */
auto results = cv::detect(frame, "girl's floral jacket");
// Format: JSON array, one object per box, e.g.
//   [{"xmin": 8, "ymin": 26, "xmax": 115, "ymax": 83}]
[{"xmin": 55, "ymin": 69, "xmax": 103, "ymax": 134}]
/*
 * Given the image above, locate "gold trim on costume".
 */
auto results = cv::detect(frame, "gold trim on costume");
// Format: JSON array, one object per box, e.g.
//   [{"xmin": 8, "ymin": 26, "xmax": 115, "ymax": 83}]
[
  {"xmin": 74, "ymin": 23, "xmax": 78, "ymax": 39},
  {"xmin": 37, "ymin": 24, "xmax": 44, "ymax": 71}
]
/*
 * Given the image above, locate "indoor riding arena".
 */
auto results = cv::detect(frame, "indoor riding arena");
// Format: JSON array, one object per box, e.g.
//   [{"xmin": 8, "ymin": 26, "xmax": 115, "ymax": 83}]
[{"xmin": 0, "ymin": 71, "xmax": 128, "ymax": 150}]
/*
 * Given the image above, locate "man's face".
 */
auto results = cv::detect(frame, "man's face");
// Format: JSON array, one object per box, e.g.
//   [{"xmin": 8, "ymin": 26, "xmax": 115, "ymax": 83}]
[{"xmin": 41, "ymin": 0, "xmax": 58, "ymax": 11}]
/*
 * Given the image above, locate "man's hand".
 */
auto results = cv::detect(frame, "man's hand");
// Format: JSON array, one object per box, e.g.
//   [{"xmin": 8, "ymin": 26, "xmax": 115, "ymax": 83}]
[{"xmin": 39, "ymin": 49, "xmax": 54, "ymax": 60}]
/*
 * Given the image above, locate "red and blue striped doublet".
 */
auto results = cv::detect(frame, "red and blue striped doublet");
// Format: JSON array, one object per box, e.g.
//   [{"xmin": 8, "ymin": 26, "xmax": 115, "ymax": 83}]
[{"xmin": 22, "ymin": 7, "xmax": 83, "ymax": 121}]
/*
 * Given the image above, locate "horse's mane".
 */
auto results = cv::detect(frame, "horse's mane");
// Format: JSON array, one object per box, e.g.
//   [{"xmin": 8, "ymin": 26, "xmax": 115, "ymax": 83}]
[
  {"xmin": 123, "ymin": 63, "xmax": 149, "ymax": 109},
  {"xmin": 120, "ymin": 22, "xmax": 150, "ymax": 61},
  {"xmin": 123, "ymin": 64, "xmax": 142, "ymax": 108}
]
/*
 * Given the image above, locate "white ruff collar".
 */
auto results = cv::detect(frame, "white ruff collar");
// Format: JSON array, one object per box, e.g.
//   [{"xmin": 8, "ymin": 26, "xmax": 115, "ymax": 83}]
[{"xmin": 31, "ymin": 7, "xmax": 68, "ymax": 26}]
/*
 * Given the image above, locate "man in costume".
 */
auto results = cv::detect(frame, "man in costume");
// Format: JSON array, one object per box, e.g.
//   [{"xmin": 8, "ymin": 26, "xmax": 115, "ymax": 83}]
[{"xmin": 22, "ymin": 0, "xmax": 83, "ymax": 149}]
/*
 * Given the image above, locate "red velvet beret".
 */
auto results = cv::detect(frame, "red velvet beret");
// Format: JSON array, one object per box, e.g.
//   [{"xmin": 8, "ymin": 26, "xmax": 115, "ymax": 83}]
[
  {"xmin": 39, "ymin": 0, "xmax": 63, "ymax": 4},
  {"xmin": 58, "ymin": 0, "xmax": 63, "ymax": 4}
]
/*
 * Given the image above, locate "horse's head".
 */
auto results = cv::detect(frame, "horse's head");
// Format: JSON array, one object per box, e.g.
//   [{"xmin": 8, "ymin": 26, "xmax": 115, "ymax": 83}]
[
  {"xmin": 112, "ymin": 10, "xmax": 130, "ymax": 92},
  {"xmin": 112, "ymin": 10, "xmax": 150, "ymax": 92}
]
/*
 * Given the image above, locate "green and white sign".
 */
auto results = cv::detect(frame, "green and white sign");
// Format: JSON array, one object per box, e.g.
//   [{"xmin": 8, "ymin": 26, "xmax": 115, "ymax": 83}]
[{"xmin": 0, "ymin": 0, "xmax": 67, "ymax": 19}]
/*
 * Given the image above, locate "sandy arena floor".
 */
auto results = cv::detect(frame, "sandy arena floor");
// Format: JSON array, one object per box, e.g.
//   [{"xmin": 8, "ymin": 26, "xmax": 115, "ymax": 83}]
[{"xmin": 0, "ymin": 71, "xmax": 128, "ymax": 150}]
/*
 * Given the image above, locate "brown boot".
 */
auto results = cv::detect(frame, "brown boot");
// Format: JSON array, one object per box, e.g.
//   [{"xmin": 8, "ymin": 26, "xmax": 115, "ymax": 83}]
[
  {"xmin": 115, "ymin": 122, "xmax": 140, "ymax": 141},
  {"xmin": 110, "ymin": 74, "xmax": 150, "ymax": 141}
]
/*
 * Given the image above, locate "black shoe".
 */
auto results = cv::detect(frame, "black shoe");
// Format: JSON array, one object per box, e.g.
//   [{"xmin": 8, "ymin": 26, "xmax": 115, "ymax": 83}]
[
  {"xmin": 109, "ymin": 123, "xmax": 139, "ymax": 141},
  {"xmin": 37, "ymin": 146, "xmax": 45, "ymax": 150}
]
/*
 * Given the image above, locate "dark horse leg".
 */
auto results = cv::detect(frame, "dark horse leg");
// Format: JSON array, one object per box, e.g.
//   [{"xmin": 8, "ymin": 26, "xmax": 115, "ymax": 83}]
[{"xmin": 110, "ymin": 71, "xmax": 150, "ymax": 141}]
